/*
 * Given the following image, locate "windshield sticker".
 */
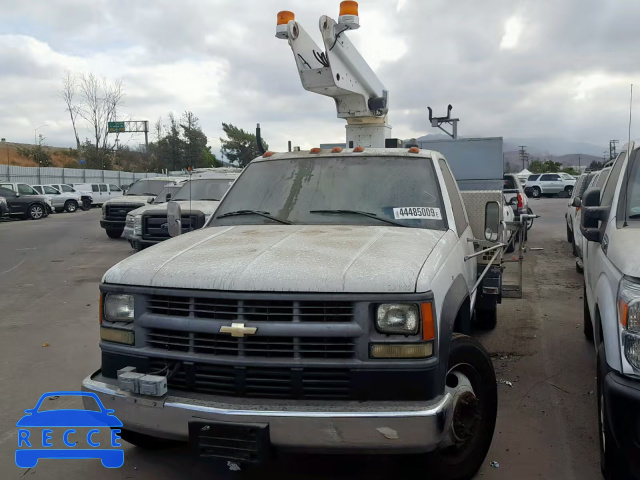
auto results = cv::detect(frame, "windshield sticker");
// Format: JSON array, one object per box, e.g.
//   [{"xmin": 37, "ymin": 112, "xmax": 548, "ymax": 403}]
[{"xmin": 393, "ymin": 207, "xmax": 442, "ymax": 220}]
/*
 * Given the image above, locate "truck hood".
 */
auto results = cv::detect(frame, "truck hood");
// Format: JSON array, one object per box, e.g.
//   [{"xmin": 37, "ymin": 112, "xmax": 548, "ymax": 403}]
[
  {"xmin": 104, "ymin": 196, "xmax": 149, "ymax": 206},
  {"xmin": 128, "ymin": 201, "xmax": 220, "ymax": 218},
  {"xmin": 103, "ymin": 225, "xmax": 447, "ymax": 293}
]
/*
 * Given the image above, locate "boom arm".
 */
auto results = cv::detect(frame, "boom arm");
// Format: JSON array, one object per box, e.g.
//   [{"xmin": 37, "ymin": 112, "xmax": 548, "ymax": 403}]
[{"xmin": 277, "ymin": 8, "xmax": 391, "ymax": 147}]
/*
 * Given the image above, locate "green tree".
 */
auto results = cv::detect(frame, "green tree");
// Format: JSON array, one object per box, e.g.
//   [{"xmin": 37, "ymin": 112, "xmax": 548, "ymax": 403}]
[
  {"xmin": 504, "ymin": 161, "xmax": 512, "ymax": 173},
  {"xmin": 562, "ymin": 167, "xmax": 579, "ymax": 176},
  {"xmin": 529, "ymin": 160, "xmax": 545, "ymax": 173},
  {"xmin": 202, "ymin": 147, "xmax": 222, "ymax": 167},
  {"xmin": 589, "ymin": 160, "xmax": 604, "ymax": 171},
  {"xmin": 220, "ymin": 123, "xmax": 268, "ymax": 167}
]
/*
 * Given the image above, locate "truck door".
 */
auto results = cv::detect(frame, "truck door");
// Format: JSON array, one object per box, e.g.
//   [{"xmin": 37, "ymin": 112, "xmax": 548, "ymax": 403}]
[
  {"xmin": 438, "ymin": 158, "xmax": 476, "ymax": 292},
  {"xmin": 0, "ymin": 187, "xmax": 23, "ymax": 215}
]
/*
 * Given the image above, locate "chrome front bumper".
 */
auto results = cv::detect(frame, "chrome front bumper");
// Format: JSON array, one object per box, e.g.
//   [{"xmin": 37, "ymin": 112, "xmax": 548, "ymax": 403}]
[{"xmin": 82, "ymin": 370, "xmax": 451, "ymax": 453}]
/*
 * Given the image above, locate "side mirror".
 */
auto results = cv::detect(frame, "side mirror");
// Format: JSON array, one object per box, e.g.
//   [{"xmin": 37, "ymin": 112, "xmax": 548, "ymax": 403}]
[
  {"xmin": 165, "ymin": 193, "xmax": 172, "ymax": 202},
  {"xmin": 580, "ymin": 188, "xmax": 606, "ymax": 243},
  {"xmin": 572, "ymin": 197, "xmax": 582, "ymax": 208},
  {"xmin": 484, "ymin": 201, "xmax": 501, "ymax": 242},
  {"xmin": 147, "ymin": 196, "xmax": 155, "ymax": 204},
  {"xmin": 166, "ymin": 201, "xmax": 182, "ymax": 237}
]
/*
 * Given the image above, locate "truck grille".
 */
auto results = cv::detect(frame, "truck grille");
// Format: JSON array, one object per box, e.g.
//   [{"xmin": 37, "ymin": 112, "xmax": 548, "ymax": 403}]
[
  {"xmin": 142, "ymin": 213, "xmax": 205, "ymax": 241},
  {"xmin": 147, "ymin": 296, "xmax": 354, "ymax": 323},
  {"xmin": 105, "ymin": 204, "xmax": 144, "ymax": 220},
  {"xmin": 149, "ymin": 359, "xmax": 351, "ymax": 400},
  {"xmin": 147, "ymin": 328, "xmax": 356, "ymax": 359}
]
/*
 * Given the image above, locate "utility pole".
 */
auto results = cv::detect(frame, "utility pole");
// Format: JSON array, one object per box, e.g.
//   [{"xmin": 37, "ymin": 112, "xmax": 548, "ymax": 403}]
[
  {"xmin": 609, "ymin": 140, "xmax": 619, "ymax": 161},
  {"xmin": 578, "ymin": 154, "xmax": 581, "ymax": 172},
  {"xmin": 519, "ymin": 146, "xmax": 527, "ymax": 171}
]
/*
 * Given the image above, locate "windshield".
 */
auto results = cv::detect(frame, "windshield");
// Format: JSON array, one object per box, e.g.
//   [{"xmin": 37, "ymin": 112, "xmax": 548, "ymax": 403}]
[
  {"xmin": 173, "ymin": 179, "xmax": 234, "ymax": 201},
  {"xmin": 43, "ymin": 186, "xmax": 59, "ymax": 194},
  {"xmin": 153, "ymin": 185, "xmax": 183, "ymax": 204},
  {"xmin": 126, "ymin": 179, "xmax": 174, "ymax": 196},
  {"xmin": 210, "ymin": 156, "xmax": 446, "ymax": 230}
]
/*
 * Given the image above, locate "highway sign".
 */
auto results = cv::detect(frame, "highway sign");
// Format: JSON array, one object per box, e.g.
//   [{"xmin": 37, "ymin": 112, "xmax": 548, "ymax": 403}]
[{"xmin": 108, "ymin": 122, "xmax": 125, "ymax": 133}]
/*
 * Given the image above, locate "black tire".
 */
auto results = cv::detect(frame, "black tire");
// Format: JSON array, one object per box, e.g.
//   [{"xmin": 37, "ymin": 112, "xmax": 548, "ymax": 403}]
[
  {"xmin": 118, "ymin": 429, "xmax": 179, "ymax": 450},
  {"xmin": 106, "ymin": 228, "xmax": 123, "ymax": 239},
  {"xmin": 565, "ymin": 186, "xmax": 574, "ymax": 197},
  {"xmin": 531, "ymin": 187, "xmax": 541, "ymax": 198},
  {"xmin": 64, "ymin": 200, "xmax": 78, "ymax": 213},
  {"xmin": 572, "ymin": 237, "xmax": 578, "ymax": 257},
  {"xmin": 597, "ymin": 345, "xmax": 632, "ymax": 479},
  {"xmin": 583, "ymin": 284, "xmax": 594, "ymax": 342},
  {"xmin": 576, "ymin": 259, "xmax": 584, "ymax": 274},
  {"xmin": 423, "ymin": 334, "xmax": 498, "ymax": 480},
  {"xmin": 505, "ymin": 238, "xmax": 515, "ymax": 254},
  {"xmin": 566, "ymin": 222, "xmax": 574, "ymax": 243},
  {"xmin": 526, "ymin": 207, "xmax": 534, "ymax": 231},
  {"xmin": 81, "ymin": 200, "xmax": 92, "ymax": 210},
  {"xmin": 474, "ymin": 295, "xmax": 497, "ymax": 330},
  {"xmin": 27, "ymin": 203, "xmax": 46, "ymax": 220}
]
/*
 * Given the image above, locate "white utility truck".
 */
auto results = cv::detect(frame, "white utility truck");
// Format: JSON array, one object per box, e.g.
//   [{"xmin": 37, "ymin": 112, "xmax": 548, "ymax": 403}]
[
  {"xmin": 581, "ymin": 142, "xmax": 640, "ymax": 479},
  {"xmin": 83, "ymin": 4, "xmax": 530, "ymax": 478},
  {"xmin": 124, "ymin": 172, "xmax": 239, "ymax": 251},
  {"xmin": 100, "ymin": 177, "xmax": 185, "ymax": 239}
]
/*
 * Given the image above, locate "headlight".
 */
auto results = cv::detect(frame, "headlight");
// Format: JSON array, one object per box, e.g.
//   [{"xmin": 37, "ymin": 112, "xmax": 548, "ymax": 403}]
[
  {"xmin": 133, "ymin": 216, "xmax": 142, "ymax": 235},
  {"xmin": 101, "ymin": 205, "xmax": 106, "ymax": 219},
  {"xmin": 376, "ymin": 304, "xmax": 419, "ymax": 335},
  {"xmin": 618, "ymin": 277, "xmax": 640, "ymax": 371},
  {"xmin": 125, "ymin": 215, "xmax": 135, "ymax": 228},
  {"xmin": 103, "ymin": 294, "xmax": 135, "ymax": 321}
]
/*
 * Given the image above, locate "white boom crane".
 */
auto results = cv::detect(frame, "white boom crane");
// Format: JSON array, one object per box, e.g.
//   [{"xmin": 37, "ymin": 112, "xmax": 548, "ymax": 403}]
[{"xmin": 276, "ymin": 2, "xmax": 391, "ymax": 148}]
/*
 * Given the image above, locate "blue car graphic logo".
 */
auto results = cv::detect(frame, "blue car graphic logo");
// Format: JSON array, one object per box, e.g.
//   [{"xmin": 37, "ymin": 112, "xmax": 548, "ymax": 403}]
[{"xmin": 16, "ymin": 391, "xmax": 124, "ymax": 468}]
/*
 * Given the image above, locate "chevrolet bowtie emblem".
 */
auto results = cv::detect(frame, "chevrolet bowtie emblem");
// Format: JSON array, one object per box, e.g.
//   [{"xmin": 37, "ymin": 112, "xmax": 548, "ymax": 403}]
[{"xmin": 219, "ymin": 323, "xmax": 257, "ymax": 338}]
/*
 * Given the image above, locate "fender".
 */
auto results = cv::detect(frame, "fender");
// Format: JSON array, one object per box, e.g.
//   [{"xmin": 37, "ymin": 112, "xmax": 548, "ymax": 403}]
[
  {"xmin": 436, "ymin": 274, "xmax": 470, "ymax": 386},
  {"xmin": 594, "ymin": 271, "xmax": 622, "ymax": 371}
]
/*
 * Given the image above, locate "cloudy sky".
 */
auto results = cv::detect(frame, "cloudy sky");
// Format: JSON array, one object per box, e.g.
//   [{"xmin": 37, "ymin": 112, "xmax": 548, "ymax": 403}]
[{"xmin": 1, "ymin": 0, "xmax": 639, "ymax": 155}]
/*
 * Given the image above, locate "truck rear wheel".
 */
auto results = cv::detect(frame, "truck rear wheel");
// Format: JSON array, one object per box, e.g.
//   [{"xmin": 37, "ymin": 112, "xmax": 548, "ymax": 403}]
[
  {"xmin": 474, "ymin": 295, "xmax": 497, "ymax": 330},
  {"xmin": 119, "ymin": 429, "xmax": 179, "ymax": 450},
  {"xmin": 423, "ymin": 334, "xmax": 497, "ymax": 480},
  {"xmin": 106, "ymin": 228, "xmax": 123, "ymax": 239}
]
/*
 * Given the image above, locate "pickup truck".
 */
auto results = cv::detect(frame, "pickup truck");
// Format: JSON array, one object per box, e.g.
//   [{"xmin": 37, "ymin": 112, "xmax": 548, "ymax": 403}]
[
  {"xmin": 100, "ymin": 177, "xmax": 185, "ymax": 239},
  {"xmin": 525, "ymin": 173, "xmax": 576, "ymax": 198},
  {"xmin": 124, "ymin": 174, "xmax": 238, "ymax": 251},
  {"xmin": 581, "ymin": 143, "xmax": 640, "ymax": 479},
  {"xmin": 82, "ymin": 147, "xmax": 520, "ymax": 479}
]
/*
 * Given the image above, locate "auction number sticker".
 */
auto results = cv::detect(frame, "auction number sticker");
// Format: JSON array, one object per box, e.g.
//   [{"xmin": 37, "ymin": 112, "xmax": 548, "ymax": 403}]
[{"xmin": 393, "ymin": 207, "xmax": 442, "ymax": 220}]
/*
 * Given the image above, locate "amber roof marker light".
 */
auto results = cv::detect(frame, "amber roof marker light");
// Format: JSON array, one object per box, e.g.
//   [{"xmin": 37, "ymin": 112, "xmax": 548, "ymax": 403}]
[{"xmin": 276, "ymin": 11, "xmax": 295, "ymax": 39}]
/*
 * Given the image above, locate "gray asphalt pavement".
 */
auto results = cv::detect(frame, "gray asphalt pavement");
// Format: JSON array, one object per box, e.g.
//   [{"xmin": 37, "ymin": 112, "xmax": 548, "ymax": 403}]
[{"xmin": 0, "ymin": 198, "xmax": 601, "ymax": 479}]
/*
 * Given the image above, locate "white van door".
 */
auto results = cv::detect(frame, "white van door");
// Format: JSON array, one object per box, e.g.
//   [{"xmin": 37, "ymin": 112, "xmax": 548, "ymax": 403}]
[{"xmin": 108, "ymin": 184, "xmax": 124, "ymax": 199}]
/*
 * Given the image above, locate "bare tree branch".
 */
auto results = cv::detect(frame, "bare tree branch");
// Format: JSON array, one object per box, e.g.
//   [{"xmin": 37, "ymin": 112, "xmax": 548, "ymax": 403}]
[{"xmin": 60, "ymin": 71, "xmax": 81, "ymax": 149}]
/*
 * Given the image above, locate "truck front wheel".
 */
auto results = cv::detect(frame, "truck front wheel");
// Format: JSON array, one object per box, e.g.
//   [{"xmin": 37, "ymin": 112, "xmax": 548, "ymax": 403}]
[
  {"xmin": 106, "ymin": 228, "xmax": 123, "ymax": 239},
  {"xmin": 423, "ymin": 334, "xmax": 498, "ymax": 480}
]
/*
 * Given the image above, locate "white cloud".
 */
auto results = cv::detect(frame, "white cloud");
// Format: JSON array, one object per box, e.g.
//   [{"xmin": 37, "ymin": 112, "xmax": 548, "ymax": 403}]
[{"xmin": 500, "ymin": 16, "xmax": 523, "ymax": 50}]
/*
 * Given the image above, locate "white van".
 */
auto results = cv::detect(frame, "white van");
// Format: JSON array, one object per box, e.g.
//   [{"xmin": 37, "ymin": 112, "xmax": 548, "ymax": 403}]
[{"xmin": 70, "ymin": 183, "xmax": 123, "ymax": 206}]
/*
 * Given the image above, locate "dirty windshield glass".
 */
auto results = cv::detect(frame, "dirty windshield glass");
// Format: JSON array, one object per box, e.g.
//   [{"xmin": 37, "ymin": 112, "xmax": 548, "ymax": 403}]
[
  {"xmin": 153, "ymin": 185, "xmax": 182, "ymax": 204},
  {"xmin": 126, "ymin": 179, "xmax": 172, "ymax": 196},
  {"xmin": 210, "ymin": 157, "xmax": 446, "ymax": 229},
  {"xmin": 173, "ymin": 179, "xmax": 233, "ymax": 201}
]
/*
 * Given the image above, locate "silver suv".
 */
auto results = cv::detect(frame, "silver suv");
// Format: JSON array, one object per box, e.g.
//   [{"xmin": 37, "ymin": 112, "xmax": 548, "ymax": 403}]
[
  {"xmin": 32, "ymin": 185, "xmax": 82, "ymax": 213},
  {"xmin": 525, "ymin": 173, "xmax": 576, "ymax": 198}
]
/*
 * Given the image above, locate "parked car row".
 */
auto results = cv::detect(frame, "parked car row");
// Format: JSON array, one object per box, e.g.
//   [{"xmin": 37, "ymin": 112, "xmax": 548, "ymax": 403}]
[{"xmin": 0, "ymin": 183, "xmax": 55, "ymax": 220}]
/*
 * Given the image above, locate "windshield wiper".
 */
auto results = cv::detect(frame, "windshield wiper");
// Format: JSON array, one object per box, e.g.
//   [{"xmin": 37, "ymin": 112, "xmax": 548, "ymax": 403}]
[
  {"xmin": 309, "ymin": 209, "xmax": 408, "ymax": 227},
  {"xmin": 628, "ymin": 214, "xmax": 640, "ymax": 219},
  {"xmin": 216, "ymin": 210, "xmax": 293, "ymax": 225},
  {"xmin": 199, "ymin": 198, "xmax": 221, "ymax": 201},
  {"xmin": 128, "ymin": 192, "xmax": 156, "ymax": 196}
]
